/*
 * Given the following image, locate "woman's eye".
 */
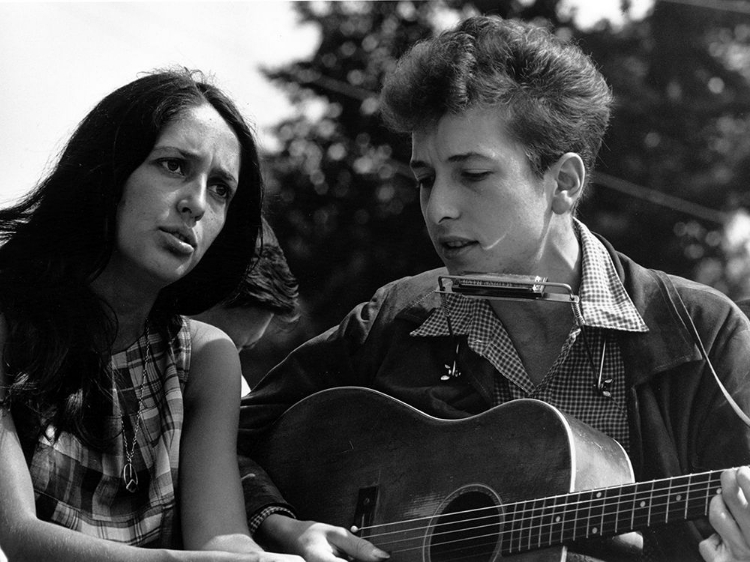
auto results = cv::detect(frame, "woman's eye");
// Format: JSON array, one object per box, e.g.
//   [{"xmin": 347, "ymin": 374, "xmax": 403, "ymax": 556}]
[
  {"xmin": 415, "ymin": 176, "xmax": 434, "ymax": 190},
  {"xmin": 211, "ymin": 183, "xmax": 233, "ymax": 201},
  {"xmin": 160, "ymin": 158, "xmax": 185, "ymax": 175}
]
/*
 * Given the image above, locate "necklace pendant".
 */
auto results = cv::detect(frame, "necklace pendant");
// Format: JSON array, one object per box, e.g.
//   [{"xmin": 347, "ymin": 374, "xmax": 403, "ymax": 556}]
[{"xmin": 122, "ymin": 462, "xmax": 139, "ymax": 493}]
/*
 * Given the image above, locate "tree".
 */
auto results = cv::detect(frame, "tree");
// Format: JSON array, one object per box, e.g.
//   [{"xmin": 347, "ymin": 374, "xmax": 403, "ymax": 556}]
[{"xmin": 578, "ymin": 0, "xmax": 750, "ymax": 297}]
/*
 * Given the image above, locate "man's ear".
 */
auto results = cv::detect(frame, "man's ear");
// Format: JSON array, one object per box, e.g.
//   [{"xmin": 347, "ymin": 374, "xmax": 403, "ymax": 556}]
[{"xmin": 550, "ymin": 153, "xmax": 585, "ymax": 215}]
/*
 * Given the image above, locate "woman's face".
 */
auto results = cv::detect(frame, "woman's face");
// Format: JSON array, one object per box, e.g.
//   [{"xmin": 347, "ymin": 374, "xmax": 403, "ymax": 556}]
[{"xmin": 107, "ymin": 103, "xmax": 241, "ymax": 292}]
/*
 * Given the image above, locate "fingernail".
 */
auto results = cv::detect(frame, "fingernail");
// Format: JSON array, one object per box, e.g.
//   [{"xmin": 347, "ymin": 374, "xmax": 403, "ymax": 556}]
[{"xmin": 373, "ymin": 548, "xmax": 390, "ymax": 559}]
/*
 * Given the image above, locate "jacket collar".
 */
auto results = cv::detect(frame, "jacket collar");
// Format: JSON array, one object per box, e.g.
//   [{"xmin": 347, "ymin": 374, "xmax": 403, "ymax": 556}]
[
  {"xmin": 397, "ymin": 236, "xmax": 702, "ymax": 387},
  {"xmin": 596, "ymin": 234, "xmax": 702, "ymax": 385}
]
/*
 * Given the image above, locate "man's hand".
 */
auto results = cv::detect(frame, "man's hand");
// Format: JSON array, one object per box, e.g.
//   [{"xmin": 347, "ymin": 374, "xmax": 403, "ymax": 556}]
[
  {"xmin": 700, "ymin": 467, "xmax": 750, "ymax": 561},
  {"xmin": 258, "ymin": 514, "xmax": 390, "ymax": 562}
]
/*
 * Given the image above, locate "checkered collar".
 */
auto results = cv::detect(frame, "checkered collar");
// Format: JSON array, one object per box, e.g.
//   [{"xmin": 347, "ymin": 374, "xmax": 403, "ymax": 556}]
[{"xmin": 411, "ymin": 219, "xmax": 649, "ymax": 337}]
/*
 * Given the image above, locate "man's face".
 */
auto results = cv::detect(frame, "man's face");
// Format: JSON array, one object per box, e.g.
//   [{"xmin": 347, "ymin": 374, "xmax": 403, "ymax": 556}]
[{"xmin": 410, "ymin": 106, "xmax": 557, "ymax": 276}]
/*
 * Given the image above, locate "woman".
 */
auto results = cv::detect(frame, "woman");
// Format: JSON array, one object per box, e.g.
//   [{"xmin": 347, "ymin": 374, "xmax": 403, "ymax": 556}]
[{"xmin": 0, "ymin": 69, "xmax": 302, "ymax": 562}]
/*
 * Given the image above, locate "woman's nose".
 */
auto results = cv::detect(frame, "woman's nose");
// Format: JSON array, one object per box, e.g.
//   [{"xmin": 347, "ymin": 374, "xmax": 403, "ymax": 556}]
[{"xmin": 178, "ymin": 178, "xmax": 207, "ymax": 220}]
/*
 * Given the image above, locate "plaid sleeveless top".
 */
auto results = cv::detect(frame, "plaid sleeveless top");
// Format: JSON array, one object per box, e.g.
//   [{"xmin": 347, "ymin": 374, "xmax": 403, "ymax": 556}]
[{"xmin": 23, "ymin": 317, "xmax": 191, "ymax": 547}]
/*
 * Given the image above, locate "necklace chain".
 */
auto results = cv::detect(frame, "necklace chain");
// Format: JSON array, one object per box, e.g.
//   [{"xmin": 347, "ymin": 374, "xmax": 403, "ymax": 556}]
[{"xmin": 119, "ymin": 323, "xmax": 151, "ymax": 493}]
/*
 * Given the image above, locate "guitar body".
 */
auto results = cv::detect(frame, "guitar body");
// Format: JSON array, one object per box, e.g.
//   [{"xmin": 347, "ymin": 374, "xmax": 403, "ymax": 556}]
[{"xmin": 251, "ymin": 387, "xmax": 641, "ymax": 562}]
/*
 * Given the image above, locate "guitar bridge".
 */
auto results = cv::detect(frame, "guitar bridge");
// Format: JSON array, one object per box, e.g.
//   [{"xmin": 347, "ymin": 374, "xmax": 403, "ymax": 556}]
[{"xmin": 352, "ymin": 486, "xmax": 379, "ymax": 537}]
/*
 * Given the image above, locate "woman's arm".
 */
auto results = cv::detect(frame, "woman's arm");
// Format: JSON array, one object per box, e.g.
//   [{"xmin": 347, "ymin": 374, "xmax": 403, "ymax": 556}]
[
  {"xmin": 181, "ymin": 320, "xmax": 268, "ymax": 553},
  {"xmin": 0, "ymin": 315, "xmax": 296, "ymax": 562}
]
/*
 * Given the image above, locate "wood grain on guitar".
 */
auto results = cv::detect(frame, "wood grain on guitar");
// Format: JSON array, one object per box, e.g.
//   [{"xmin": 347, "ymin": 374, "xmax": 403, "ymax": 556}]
[{"xmin": 251, "ymin": 387, "xmax": 723, "ymax": 562}]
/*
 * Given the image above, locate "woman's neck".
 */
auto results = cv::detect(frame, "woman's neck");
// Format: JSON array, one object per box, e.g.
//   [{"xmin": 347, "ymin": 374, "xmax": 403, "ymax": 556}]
[{"xmin": 89, "ymin": 273, "xmax": 158, "ymax": 353}]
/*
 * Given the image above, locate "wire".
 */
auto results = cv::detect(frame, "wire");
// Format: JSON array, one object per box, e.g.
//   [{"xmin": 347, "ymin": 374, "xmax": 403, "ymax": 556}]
[
  {"xmin": 593, "ymin": 173, "xmax": 728, "ymax": 224},
  {"xmin": 658, "ymin": 0, "xmax": 750, "ymax": 16}
]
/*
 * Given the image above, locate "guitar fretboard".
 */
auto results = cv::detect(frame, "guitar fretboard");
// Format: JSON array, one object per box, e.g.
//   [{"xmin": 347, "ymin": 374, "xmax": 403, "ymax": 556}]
[{"xmin": 501, "ymin": 469, "xmax": 722, "ymax": 554}]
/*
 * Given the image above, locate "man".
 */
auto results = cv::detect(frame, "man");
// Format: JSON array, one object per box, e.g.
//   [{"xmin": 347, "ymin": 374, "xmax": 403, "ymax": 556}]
[
  {"xmin": 193, "ymin": 217, "xmax": 299, "ymax": 393},
  {"xmin": 238, "ymin": 16, "xmax": 750, "ymax": 562}
]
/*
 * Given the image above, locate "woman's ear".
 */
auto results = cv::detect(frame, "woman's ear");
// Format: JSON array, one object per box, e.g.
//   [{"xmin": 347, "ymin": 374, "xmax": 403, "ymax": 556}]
[{"xmin": 550, "ymin": 153, "xmax": 585, "ymax": 215}]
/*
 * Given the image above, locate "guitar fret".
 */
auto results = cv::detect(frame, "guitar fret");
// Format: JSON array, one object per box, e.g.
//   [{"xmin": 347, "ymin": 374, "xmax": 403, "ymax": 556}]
[
  {"xmin": 512, "ymin": 499, "xmax": 524, "ymax": 552},
  {"xmin": 543, "ymin": 493, "xmax": 564, "ymax": 548},
  {"xmin": 581, "ymin": 489, "xmax": 600, "ymax": 539},
  {"xmin": 684, "ymin": 473, "xmax": 692, "ymax": 521},
  {"xmin": 629, "ymin": 480, "xmax": 655, "ymax": 530},
  {"xmin": 530, "ymin": 497, "xmax": 544, "ymax": 551},
  {"xmin": 694, "ymin": 471, "xmax": 722, "ymax": 519},
  {"xmin": 601, "ymin": 484, "xmax": 621, "ymax": 536},
  {"xmin": 518, "ymin": 498, "xmax": 537, "ymax": 552},
  {"xmin": 616, "ymin": 482, "xmax": 638, "ymax": 533},
  {"xmin": 666, "ymin": 476, "xmax": 685, "ymax": 524},
  {"xmin": 506, "ymin": 499, "xmax": 524, "ymax": 553},
  {"xmin": 569, "ymin": 491, "xmax": 581, "ymax": 542},
  {"xmin": 650, "ymin": 480, "xmax": 669, "ymax": 525},
  {"xmin": 515, "ymin": 501, "xmax": 528, "ymax": 552}
]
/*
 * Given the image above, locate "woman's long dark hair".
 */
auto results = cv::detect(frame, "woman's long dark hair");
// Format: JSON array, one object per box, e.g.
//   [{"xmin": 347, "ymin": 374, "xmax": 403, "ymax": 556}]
[{"xmin": 0, "ymin": 68, "xmax": 263, "ymax": 449}]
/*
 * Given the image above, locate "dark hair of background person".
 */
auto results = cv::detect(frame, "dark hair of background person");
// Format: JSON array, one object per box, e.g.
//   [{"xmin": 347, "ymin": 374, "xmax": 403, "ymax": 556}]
[
  {"xmin": 222, "ymin": 218, "xmax": 300, "ymax": 325},
  {"xmin": 0, "ymin": 68, "xmax": 264, "ymax": 449},
  {"xmin": 379, "ymin": 16, "xmax": 613, "ymax": 190}
]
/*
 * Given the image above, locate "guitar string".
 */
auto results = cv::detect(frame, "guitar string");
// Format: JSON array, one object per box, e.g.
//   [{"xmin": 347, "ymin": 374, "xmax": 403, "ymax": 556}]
[
  {"xmin": 360, "ymin": 489, "xmax": 714, "ymax": 548},
  {"xmin": 356, "ymin": 472, "xmax": 723, "ymax": 546},
  {"xmin": 361, "ymin": 479, "xmax": 718, "ymax": 559},
  {"xmin": 361, "ymin": 475, "xmax": 721, "ymax": 535}
]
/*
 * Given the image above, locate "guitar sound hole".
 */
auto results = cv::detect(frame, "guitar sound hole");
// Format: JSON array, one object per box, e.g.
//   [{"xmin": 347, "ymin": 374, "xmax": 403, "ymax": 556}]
[{"xmin": 428, "ymin": 489, "xmax": 502, "ymax": 562}]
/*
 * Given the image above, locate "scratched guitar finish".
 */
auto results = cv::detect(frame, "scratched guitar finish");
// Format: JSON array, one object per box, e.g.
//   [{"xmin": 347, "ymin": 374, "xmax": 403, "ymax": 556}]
[{"xmin": 251, "ymin": 387, "xmax": 724, "ymax": 562}]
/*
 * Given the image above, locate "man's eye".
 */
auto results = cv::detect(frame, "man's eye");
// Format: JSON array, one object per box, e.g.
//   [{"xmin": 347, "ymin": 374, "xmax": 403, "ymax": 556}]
[{"xmin": 462, "ymin": 171, "xmax": 490, "ymax": 182}]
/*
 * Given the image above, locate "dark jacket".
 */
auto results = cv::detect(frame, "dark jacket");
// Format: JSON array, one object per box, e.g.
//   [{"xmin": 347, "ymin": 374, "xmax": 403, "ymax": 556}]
[{"xmin": 239, "ymin": 237, "xmax": 750, "ymax": 561}]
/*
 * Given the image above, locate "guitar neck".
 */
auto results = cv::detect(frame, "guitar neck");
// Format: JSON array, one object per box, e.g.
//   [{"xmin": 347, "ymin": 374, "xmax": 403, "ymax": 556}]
[{"xmin": 499, "ymin": 469, "xmax": 723, "ymax": 554}]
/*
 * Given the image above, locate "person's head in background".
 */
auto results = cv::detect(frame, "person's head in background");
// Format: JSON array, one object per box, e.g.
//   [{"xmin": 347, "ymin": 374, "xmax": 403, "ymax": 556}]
[{"xmin": 192, "ymin": 217, "xmax": 299, "ymax": 352}]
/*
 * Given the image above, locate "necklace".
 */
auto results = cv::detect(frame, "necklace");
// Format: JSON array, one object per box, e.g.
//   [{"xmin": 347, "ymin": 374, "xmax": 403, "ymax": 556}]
[{"xmin": 118, "ymin": 324, "xmax": 151, "ymax": 493}]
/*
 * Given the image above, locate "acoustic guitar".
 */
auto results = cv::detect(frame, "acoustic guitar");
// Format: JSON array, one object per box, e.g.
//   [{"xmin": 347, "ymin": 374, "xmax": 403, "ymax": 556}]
[{"xmin": 250, "ymin": 387, "xmax": 724, "ymax": 561}]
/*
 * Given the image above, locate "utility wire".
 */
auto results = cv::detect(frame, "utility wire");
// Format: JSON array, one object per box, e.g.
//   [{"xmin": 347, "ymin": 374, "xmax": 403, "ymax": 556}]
[
  {"xmin": 658, "ymin": 0, "xmax": 750, "ymax": 15},
  {"xmin": 593, "ymin": 173, "xmax": 728, "ymax": 224}
]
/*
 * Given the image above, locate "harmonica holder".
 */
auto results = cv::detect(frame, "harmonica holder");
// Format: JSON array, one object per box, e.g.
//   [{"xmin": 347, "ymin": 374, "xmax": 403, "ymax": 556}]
[
  {"xmin": 436, "ymin": 274, "xmax": 613, "ymax": 397},
  {"xmin": 436, "ymin": 273, "xmax": 579, "ymax": 305}
]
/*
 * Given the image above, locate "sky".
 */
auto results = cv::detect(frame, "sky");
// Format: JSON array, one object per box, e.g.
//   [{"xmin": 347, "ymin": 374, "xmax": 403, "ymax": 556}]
[{"xmin": 0, "ymin": 0, "xmax": 654, "ymax": 206}]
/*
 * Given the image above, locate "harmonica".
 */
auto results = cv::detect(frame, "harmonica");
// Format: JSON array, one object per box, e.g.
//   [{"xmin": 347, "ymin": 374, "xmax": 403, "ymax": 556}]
[{"xmin": 437, "ymin": 274, "xmax": 578, "ymax": 303}]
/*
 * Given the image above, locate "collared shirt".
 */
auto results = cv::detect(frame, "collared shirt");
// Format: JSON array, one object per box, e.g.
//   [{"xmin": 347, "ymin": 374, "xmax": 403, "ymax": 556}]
[{"xmin": 411, "ymin": 220, "xmax": 649, "ymax": 453}]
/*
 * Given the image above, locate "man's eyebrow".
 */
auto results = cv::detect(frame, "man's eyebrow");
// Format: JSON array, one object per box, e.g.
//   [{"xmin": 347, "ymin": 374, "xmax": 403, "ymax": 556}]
[
  {"xmin": 410, "ymin": 152, "xmax": 487, "ymax": 169},
  {"xmin": 447, "ymin": 152, "xmax": 488, "ymax": 163}
]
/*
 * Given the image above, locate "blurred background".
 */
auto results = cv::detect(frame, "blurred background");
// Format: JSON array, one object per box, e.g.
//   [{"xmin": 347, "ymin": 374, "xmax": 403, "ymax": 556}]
[{"xmin": 3, "ymin": 0, "xmax": 750, "ymax": 386}]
